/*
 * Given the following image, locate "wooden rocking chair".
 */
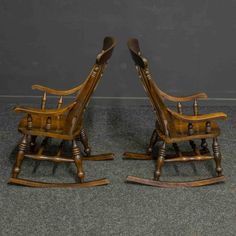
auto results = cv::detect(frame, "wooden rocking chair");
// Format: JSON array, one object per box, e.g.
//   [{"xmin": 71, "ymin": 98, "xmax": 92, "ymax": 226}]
[
  {"xmin": 124, "ymin": 38, "xmax": 227, "ymax": 187},
  {"xmin": 9, "ymin": 36, "xmax": 116, "ymax": 188}
]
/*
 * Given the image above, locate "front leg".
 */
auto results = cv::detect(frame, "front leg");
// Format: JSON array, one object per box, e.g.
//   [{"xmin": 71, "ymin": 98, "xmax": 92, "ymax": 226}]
[
  {"xmin": 12, "ymin": 134, "xmax": 28, "ymax": 178},
  {"xmin": 212, "ymin": 138, "xmax": 223, "ymax": 176}
]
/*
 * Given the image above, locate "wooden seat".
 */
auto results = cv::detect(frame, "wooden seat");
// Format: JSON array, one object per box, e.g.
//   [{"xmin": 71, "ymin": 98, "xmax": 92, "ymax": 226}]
[
  {"xmin": 9, "ymin": 36, "xmax": 116, "ymax": 188},
  {"xmin": 18, "ymin": 114, "xmax": 70, "ymax": 140},
  {"xmin": 124, "ymin": 38, "xmax": 227, "ymax": 188},
  {"xmin": 161, "ymin": 119, "xmax": 220, "ymax": 143}
]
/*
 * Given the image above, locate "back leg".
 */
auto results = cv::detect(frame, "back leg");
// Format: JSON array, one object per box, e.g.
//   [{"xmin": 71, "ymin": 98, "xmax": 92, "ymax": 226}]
[
  {"xmin": 12, "ymin": 134, "xmax": 28, "ymax": 178},
  {"xmin": 147, "ymin": 129, "xmax": 158, "ymax": 154},
  {"xmin": 154, "ymin": 142, "xmax": 166, "ymax": 181},
  {"xmin": 212, "ymin": 138, "xmax": 223, "ymax": 176},
  {"xmin": 80, "ymin": 128, "xmax": 91, "ymax": 156}
]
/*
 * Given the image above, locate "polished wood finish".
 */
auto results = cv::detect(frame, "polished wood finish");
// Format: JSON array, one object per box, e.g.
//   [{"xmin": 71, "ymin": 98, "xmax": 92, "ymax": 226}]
[
  {"xmin": 124, "ymin": 38, "xmax": 227, "ymax": 187},
  {"xmin": 123, "ymin": 152, "xmax": 152, "ymax": 160},
  {"xmin": 9, "ymin": 37, "xmax": 116, "ymax": 188},
  {"xmin": 8, "ymin": 178, "xmax": 110, "ymax": 188},
  {"xmin": 126, "ymin": 175, "xmax": 226, "ymax": 188}
]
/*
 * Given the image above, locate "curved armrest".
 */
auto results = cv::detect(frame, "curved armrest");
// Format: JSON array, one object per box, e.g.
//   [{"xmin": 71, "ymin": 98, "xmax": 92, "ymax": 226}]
[
  {"xmin": 14, "ymin": 102, "xmax": 76, "ymax": 116},
  {"xmin": 159, "ymin": 89, "xmax": 208, "ymax": 102},
  {"xmin": 32, "ymin": 83, "xmax": 85, "ymax": 96},
  {"xmin": 167, "ymin": 108, "xmax": 227, "ymax": 123}
]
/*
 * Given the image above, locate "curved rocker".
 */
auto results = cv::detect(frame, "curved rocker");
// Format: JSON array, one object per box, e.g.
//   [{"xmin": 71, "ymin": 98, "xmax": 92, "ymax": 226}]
[
  {"xmin": 8, "ymin": 178, "xmax": 109, "ymax": 188},
  {"xmin": 9, "ymin": 37, "xmax": 116, "ymax": 188},
  {"xmin": 126, "ymin": 175, "xmax": 226, "ymax": 188},
  {"xmin": 124, "ymin": 38, "xmax": 227, "ymax": 187}
]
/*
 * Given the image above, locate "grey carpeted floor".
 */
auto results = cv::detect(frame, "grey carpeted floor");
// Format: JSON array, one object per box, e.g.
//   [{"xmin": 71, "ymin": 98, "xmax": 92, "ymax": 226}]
[{"xmin": 0, "ymin": 100, "xmax": 236, "ymax": 236}]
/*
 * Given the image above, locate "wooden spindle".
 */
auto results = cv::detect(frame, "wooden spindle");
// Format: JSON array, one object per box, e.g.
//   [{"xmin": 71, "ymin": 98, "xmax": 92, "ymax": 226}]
[
  {"xmin": 188, "ymin": 123, "xmax": 194, "ymax": 135},
  {"xmin": 177, "ymin": 102, "xmax": 182, "ymax": 114},
  {"xmin": 45, "ymin": 117, "xmax": 51, "ymax": 130},
  {"xmin": 193, "ymin": 99, "xmax": 198, "ymax": 115},
  {"xmin": 57, "ymin": 96, "xmax": 63, "ymax": 109},
  {"xmin": 27, "ymin": 114, "xmax": 32, "ymax": 129},
  {"xmin": 206, "ymin": 121, "xmax": 211, "ymax": 133},
  {"xmin": 41, "ymin": 92, "xmax": 47, "ymax": 110}
]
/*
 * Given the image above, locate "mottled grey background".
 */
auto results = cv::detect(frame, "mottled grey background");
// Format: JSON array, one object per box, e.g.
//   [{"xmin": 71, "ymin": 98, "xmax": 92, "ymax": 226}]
[{"xmin": 0, "ymin": 0, "xmax": 236, "ymax": 98}]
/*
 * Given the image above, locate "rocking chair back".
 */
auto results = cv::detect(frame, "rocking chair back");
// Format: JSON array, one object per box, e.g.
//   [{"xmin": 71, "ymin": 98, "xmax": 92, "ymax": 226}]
[
  {"xmin": 65, "ymin": 37, "xmax": 116, "ymax": 136},
  {"xmin": 127, "ymin": 38, "xmax": 170, "ymax": 137}
]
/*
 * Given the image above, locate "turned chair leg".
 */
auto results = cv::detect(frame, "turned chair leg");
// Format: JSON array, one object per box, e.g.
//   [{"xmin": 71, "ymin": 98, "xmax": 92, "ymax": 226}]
[
  {"xmin": 72, "ymin": 140, "xmax": 85, "ymax": 182},
  {"xmin": 80, "ymin": 128, "xmax": 91, "ymax": 156},
  {"xmin": 212, "ymin": 138, "xmax": 223, "ymax": 176},
  {"xmin": 147, "ymin": 129, "xmax": 158, "ymax": 154},
  {"xmin": 12, "ymin": 134, "xmax": 28, "ymax": 178},
  {"xmin": 154, "ymin": 142, "xmax": 166, "ymax": 181}
]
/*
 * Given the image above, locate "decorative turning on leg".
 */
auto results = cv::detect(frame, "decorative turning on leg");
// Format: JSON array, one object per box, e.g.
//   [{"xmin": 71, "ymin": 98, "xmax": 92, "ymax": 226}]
[
  {"xmin": 154, "ymin": 142, "xmax": 166, "ymax": 181},
  {"xmin": 72, "ymin": 140, "xmax": 85, "ymax": 182},
  {"xmin": 212, "ymin": 138, "xmax": 223, "ymax": 176},
  {"xmin": 80, "ymin": 128, "xmax": 91, "ymax": 156},
  {"xmin": 12, "ymin": 135, "xmax": 28, "ymax": 178}
]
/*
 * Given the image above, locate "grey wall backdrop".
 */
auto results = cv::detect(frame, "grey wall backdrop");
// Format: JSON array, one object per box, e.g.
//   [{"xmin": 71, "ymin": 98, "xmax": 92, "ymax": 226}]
[{"xmin": 0, "ymin": 0, "xmax": 236, "ymax": 98}]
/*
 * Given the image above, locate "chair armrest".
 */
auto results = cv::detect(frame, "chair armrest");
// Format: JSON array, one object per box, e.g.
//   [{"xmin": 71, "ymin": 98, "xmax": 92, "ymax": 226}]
[
  {"xmin": 14, "ymin": 102, "xmax": 76, "ymax": 116},
  {"xmin": 167, "ymin": 108, "xmax": 227, "ymax": 122},
  {"xmin": 32, "ymin": 83, "xmax": 85, "ymax": 96},
  {"xmin": 159, "ymin": 89, "xmax": 208, "ymax": 102}
]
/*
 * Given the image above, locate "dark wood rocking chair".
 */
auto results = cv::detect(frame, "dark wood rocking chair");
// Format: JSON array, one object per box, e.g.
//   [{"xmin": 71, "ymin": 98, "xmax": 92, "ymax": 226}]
[
  {"xmin": 9, "ymin": 36, "xmax": 116, "ymax": 188},
  {"xmin": 124, "ymin": 38, "xmax": 227, "ymax": 188}
]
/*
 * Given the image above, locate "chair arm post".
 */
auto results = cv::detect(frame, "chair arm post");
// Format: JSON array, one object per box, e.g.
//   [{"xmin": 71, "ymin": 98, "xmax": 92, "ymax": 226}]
[
  {"xmin": 177, "ymin": 102, "xmax": 183, "ymax": 114},
  {"xmin": 193, "ymin": 98, "xmax": 198, "ymax": 116},
  {"xmin": 41, "ymin": 92, "xmax": 47, "ymax": 110}
]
